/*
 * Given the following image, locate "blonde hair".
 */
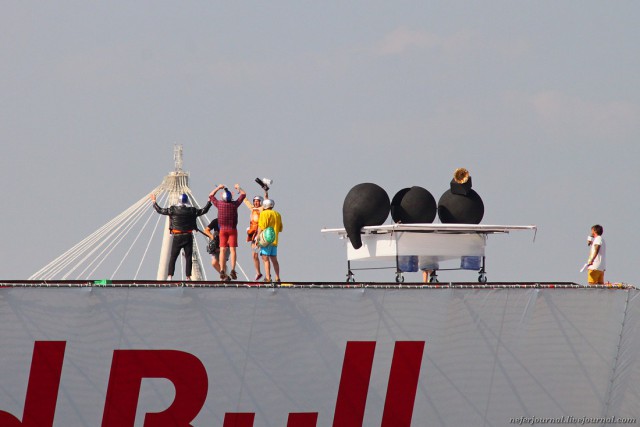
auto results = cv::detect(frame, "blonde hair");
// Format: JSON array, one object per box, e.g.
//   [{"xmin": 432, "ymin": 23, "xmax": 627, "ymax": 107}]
[{"xmin": 453, "ymin": 168, "xmax": 470, "ymax": 184}]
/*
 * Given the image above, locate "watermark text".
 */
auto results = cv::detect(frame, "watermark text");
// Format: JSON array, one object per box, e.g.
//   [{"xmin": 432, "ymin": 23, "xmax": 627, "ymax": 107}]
[{"xmin": 510, "ymin": 416, "xmax": 637, "ymax": 425}]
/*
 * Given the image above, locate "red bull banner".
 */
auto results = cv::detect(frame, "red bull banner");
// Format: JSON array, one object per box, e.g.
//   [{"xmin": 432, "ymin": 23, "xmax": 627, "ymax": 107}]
[{"xmin": 0, "ymin": 286, "xmax": 638, "ymax": 426}]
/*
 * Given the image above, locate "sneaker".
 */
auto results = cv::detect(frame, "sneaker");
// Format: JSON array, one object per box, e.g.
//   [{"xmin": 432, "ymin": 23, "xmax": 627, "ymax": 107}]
[
  {"xmin": 264, "ymin": 277, "xmax": 271, "ymax": 283},
  {"xmin": 230, "ymin": 270, "xmax": 237, "ymax": 280},
  {"xmin": 220, "ymin": 272, "xmax": 227, "ymax": 281},
  {"xmin": 254, "ymin": 273, "xmax": 263, "ymax": 281}
]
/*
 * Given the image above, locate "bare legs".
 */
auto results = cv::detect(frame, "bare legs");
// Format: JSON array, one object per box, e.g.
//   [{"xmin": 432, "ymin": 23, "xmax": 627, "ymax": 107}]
[
  {"xmin": 219, "ymin": 247, "xmax": 237, "ymax": 279},
  {"xmin": 219, "ymin": 247, "xmax": 227, "ymax": 275},
  {"xmin": 230, "ymin": 247, "xmax": 237, "ymax": 273},
  {"xmin": 252, "ymin": 244, "xmax": 262, "ymax": 280},
  {"xmin": 211, "ymin": 255, "xmax": 221, "ymax": 273},
  {"xmin": 261, "ymin": 255, "xmax": 280, "ymax": 282},
  {"xmin": 422, "ymin": 270, "xmax": 433, "ymax": 283}
]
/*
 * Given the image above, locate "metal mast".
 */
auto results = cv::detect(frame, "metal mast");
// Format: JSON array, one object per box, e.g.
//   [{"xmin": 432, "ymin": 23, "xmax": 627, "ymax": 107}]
[
  {"xmin": 156, "ymin": 144, "xmax": 206, "ymax": 280},
  {"xmin": 30, "ymin": 144, "xmax": 224, "ymax": 281}
]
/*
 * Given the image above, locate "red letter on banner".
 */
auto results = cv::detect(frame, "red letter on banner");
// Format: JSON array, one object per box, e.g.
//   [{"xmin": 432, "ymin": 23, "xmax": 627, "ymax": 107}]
[
  {"xmin": 332, "ymin": 341, "xmax": 376, "ymax": 427},
  {"xmin": 381, "ymin": 341, "xmax": 425, "ymax": 427},
  {"xmin": 223, "ymin": 413, "xmax": 255, "ymax": 427},
  {"xmin": 0, "ymin": 341, "xmax": 66, "ymax": 427},
  {"xmin": 101, "ymin": 349, "xmax": 208, "ymax": 427},
  {"xmin": 287, "ymin": 412, "xmax": 318, "ymax": 427}
]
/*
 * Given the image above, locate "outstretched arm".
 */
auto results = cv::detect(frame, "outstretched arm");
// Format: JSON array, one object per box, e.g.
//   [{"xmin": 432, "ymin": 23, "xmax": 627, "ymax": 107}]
[
  {"xmin": 195, "ymin": 188, "xmax": 217, "ymax": 216},
  {"xmin": 150, "ymin": 193, "xmax": 169, "ymax": 215},
  {"xmin": 234, "ymin": 184, "xmax": 246, "ymax": 205},
  {"xmin": 197, "ymin": 201, "xmax": 212, "ymax": 216},
  {"xmin": 210, "ymin": 184, "xmax": 225, "ymax": 200}
]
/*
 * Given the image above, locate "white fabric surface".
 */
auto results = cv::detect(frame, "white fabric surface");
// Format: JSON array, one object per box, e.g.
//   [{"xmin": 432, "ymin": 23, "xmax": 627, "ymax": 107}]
[{"xmin": 0, "ymin": 287, "xmax": 638, "ymax": 426}]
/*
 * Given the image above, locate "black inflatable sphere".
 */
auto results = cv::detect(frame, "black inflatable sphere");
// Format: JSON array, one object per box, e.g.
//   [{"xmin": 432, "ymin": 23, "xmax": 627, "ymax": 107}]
[
  {"xmin": 391, "ymin": 186, "xmax": 437, "ymax": 224},
  {"xmin": 343, "ymin": 183, "xmax": 390, "ymax": 249},
  {"xmin": 437, "ymin": 189, "xmax": 484, "ymax": 224},
  {"xmin": 437, "ymin": 168, "xmax": 484, "ymax": 224}
]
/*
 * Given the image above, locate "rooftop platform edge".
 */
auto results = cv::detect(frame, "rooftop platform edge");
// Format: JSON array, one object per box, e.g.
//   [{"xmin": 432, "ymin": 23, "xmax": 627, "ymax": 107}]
[{"xmin": 0, "ymin": 280, "xmax": 635, "ymax": 290}]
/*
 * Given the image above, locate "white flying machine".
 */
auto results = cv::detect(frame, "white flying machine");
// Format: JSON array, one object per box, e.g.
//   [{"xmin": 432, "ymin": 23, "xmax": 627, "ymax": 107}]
[{"xmin": 321, "ymin": 223, "xmax": 537, "ymax": 283}]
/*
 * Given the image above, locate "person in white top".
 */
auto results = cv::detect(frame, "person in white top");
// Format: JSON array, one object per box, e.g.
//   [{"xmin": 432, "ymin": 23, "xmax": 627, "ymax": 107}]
[{"xmin": 586, "ymin": 224, "xmax": 606, "ymax": 285}]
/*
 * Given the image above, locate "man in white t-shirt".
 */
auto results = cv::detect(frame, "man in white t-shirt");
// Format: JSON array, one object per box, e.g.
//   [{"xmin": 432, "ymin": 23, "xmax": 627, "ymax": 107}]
[{"xmin": 586, "ymin": 224, "xmax": 606, "ymax": 285}]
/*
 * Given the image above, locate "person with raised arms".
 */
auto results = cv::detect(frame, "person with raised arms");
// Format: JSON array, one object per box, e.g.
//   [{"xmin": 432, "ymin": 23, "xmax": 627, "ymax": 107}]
[
  {"xmin": 210, "ymin": 184, "xmax": 246, "ymax": 281},
  {"xmin": 150, "ymin": 191, "xmax": 213, "ymax": 280}
]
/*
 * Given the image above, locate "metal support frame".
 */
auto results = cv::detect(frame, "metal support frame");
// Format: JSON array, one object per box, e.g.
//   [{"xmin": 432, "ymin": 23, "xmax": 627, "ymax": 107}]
[{"xmin": 346, "ymin": 255, "xmax": 488, "ymax": 283}]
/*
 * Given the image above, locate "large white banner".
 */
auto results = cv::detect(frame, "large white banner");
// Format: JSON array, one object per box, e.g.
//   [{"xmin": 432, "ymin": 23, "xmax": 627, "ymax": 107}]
[{"xmin": 0, "ymin": 287, "xmax": 639, "ymax": 426}]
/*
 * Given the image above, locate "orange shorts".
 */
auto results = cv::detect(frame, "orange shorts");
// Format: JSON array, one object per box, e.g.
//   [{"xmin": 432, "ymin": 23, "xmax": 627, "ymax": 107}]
[
  {"xmin": 587, "ymin": 269, "xmax": 604, "ymax": 285},
  {"xmin": 219, "ymin": 229, "xmax": 238, "ymax": 248}
]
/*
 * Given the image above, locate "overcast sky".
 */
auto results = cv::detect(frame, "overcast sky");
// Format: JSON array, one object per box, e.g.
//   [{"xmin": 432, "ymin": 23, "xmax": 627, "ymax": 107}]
[{"xmin": 1, "ymin": 2, "xmax": 639, "ymax": 284}]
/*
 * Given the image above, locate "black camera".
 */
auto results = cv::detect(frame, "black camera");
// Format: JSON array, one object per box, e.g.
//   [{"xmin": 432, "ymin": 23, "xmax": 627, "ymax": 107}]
[{"xmin": 255, "ymin": 177, "xmax": 272, "ymax": 192}]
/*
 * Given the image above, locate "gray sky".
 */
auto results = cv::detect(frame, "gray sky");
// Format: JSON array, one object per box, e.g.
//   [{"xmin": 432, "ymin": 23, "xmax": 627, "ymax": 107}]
[{"xmin": 2, "ymin": 2, "xmax": 639, "ymax": 284}]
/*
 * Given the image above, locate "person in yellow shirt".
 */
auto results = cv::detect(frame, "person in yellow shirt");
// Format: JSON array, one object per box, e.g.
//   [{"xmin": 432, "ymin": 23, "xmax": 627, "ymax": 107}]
[{"xmin": 257, "ymin": 199, "xmax": 283, "ymax": 283}]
